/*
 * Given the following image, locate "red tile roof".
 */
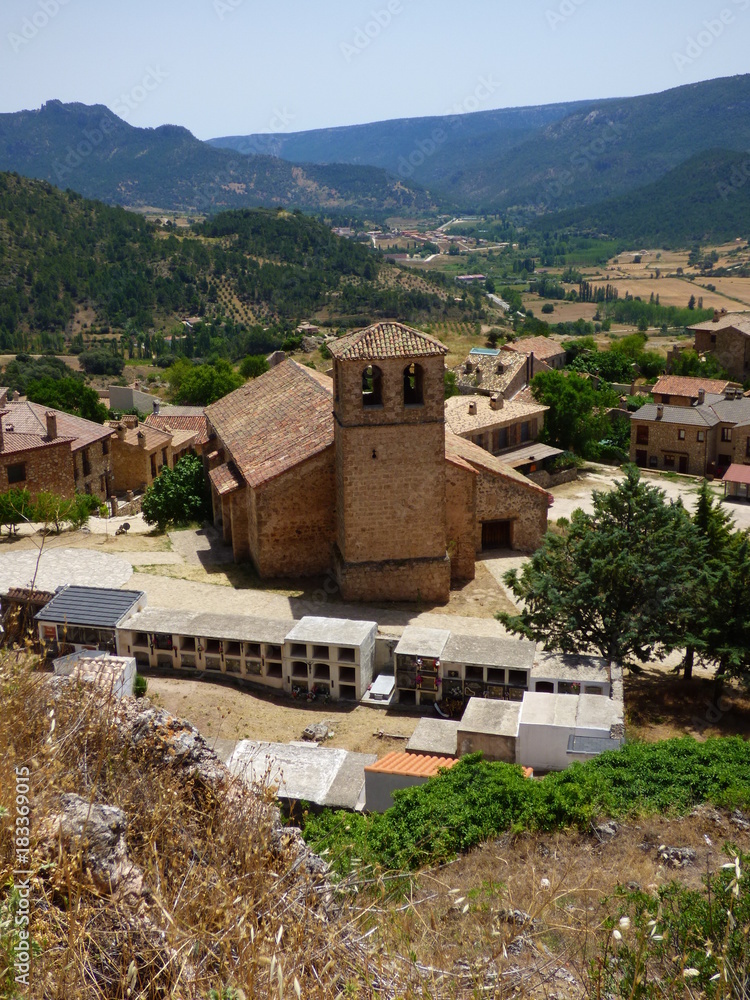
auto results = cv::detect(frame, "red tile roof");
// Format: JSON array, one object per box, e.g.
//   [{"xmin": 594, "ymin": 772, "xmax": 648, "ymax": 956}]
[
  {"xmin": 364, "ymin": 752, "xmax": 458, "ymax": 777},
  {"xmin": 328, "ymin": 322, "xmax": 448, "ymax": 361},
  {"xmin": 652, "ymin": 375, "xmax": 733, "ymax": 396},
  {"xmin": 723, "ymin": 463, "xmax": 750, "ymax": 485},
  {"xmin": 209, "ymin": 462, "xmax": 243, "ymax": 496},
  {"xmin": 4, "ymin": 401, "xmax": 113, "ymax": 451},
  {"xmin": 110, "ymin": 421, "xmax": 172, "ymax": 449},
  {"xmin": 145, "ymin": 412, "xmax": 209, "ymax": 446},
  {"xmin": 445, "ymin": 431, "xmax": 551, "ymax": 497},
  {"xmin": 505, "ymin": 336, "xmax": 566, "ymax": 361},
  {"xmin": 205, "ymin": 360, "xmax": 334, "ymax": 489},
  {"xmin": 0, "ymin": 432, "xmax": 73, "ymax": 456}
]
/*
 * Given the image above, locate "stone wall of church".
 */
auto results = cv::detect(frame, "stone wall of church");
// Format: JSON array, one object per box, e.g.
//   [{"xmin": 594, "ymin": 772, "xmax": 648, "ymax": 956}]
[
  {"xmin": 445, "ymin": 460, "xmax": 477, "ymax": 581},
  {"xmin": 474, "ymin": 470, "xmax": 549, "ymax": 552}
]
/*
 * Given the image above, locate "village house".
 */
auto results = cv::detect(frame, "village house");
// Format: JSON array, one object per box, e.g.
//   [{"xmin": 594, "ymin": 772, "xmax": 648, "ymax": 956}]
[
  {"xmin": 503, "ymin": 335, "xmax": 567, "ymax": 371},
  {"xmin": 0, "ymin": 401, "xmax": 114, "ymax": 499},
  {"xmin": 107, "ymin": 415, "xmax": 197, "ymax": 493},
  {"xmin": 651, "ymin": 374, "xmax": 740, "ymax": 407},
  {"xmin": 205, "ymin": 322, "xmax": 550, "ymax": 603},
  {"xmin": 451, "ymin": 347, "xmax": 529, "ymax": 398},
  {"xmin": 144, "ymin": 403, "xmax": 210, "ymax": 456},
  {"xmin": 445, "ymin": 389, "xmax": 548, "ymax": 458},
  {"xmin": 690, "ymin": 310, "xmax": 750, "ymax": 382},
  {"xmin": 629, "ymin": 388, "xmax": 750, "ymax": 476}
]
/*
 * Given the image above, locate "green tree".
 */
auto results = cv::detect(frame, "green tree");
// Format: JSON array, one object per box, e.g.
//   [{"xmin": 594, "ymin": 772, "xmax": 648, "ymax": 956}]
[
  {"xmin": 499, "ymin": 467, "xmax": 701, "ymax": 666},
  {"xmin": 167, "ymin": 359, "xmax": 243, "ymax": 406},
  {"xmin": 0, "ymin": 488, "xmax": 32, "ymax": 535},
  {"xmin": 531, "ymin": 369, "xmax": 617, "ymax": 456},
  {"xmin": 78, "ymin": 349, "xmax": 125, "ymax": 377},
  {"xmin": 25, "ymin": 377, "xmax": 109, "ymax": 423},
  {"xmin": 239, "ymin": 355, "xmax": 270, "ymax": 380},
  {"xmin": 141, "ymin": 454, "xmax": 210, "ymax": 532},
  {"xmin": 444, "ymin": 370, "xmax": 460, "ymax": 399}
]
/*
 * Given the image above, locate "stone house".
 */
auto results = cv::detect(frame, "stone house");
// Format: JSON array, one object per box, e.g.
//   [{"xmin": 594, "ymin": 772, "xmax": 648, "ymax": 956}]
[
  {"xmin": 451, "ymin": 348, "xmax": 528, "ymax": 397},
  {"xmin": 630, "ymin": 390, "xmax": 750, "ymax": 476},
  {"xmin": 205, "ymin": 323, "xmax": 550, "ymax": 603},
  {"xmin": 445, "ymin": 390, "xmax": 548, "ymax": 457},
  {"xmin": 690, "ymin": 311, "xmax": 750, "ymax": 382},
  {"xmin": 108, "ymin": 415, "xmax": 197, "ymax": 493},
  {"xmin": 0, "ymin": 402, "xmax": 114, "ymax": 499},
  {"xmin": 651, "ymin": 375, "xmax": 739, "ymax": 407},
  {"xmin": 144, "ymin": 404, "xmax": 210, "ymax": 456},
  {"xmin": 503, "ymin": 335, "xmax": 567, "ymax": 371}
]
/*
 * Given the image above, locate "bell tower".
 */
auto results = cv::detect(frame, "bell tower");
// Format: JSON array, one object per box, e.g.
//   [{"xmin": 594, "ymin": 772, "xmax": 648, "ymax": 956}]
[{"xmin": 329, "ymin": 322, "xmax": 451, "ymax": 602}]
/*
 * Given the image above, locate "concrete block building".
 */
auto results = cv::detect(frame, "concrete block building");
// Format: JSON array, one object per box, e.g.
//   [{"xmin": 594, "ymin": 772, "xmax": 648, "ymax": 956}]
[{"xmin": 205, "ymin": 323, "xmax": 550, "ymax": 604}]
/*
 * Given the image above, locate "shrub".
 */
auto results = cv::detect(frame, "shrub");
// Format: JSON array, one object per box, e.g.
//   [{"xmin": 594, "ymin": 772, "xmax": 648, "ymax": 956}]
[
  {"xmin": 133, "ymin": 673, "xmax": 148, "ymax": 698},
  {"xmin": 141, "ymin": 454, "xmax": 210, "ymax": 532}
]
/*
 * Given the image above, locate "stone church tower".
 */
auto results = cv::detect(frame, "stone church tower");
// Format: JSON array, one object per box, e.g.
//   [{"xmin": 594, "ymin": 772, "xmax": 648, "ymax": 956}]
[{"xmin": 328, "ymin": 322, "xmax": 451, "ymax": 602}]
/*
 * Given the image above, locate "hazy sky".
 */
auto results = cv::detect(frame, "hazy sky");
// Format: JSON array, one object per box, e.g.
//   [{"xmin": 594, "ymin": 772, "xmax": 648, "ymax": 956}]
[{"xmin": 2, "ymin": 0, "xmax": 749, "ymax": 140}]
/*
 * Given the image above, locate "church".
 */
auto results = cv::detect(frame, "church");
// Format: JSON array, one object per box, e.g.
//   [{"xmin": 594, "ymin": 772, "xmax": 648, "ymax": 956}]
[{"xmin": 205, "ymin": 323, "xmax": 550, "ymax": 603}]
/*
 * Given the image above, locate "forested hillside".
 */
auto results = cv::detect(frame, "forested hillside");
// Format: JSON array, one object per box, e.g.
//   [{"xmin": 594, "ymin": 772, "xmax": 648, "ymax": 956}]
[{"xmin": 0, "ymin": 173, "xmax": 472, "ymax": 354}]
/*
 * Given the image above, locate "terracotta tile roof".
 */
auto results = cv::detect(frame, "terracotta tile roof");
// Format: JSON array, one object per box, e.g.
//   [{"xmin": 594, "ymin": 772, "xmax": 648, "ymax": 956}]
[
  {"xmin": 209, "ymin": 462, "xmax": 243, "ymax": 496},
  {"xmin": 445, "ymin": 393, "xmax": 547, "ymax": 436},
  {"xmin": 445, "ymin": 430, "xmax": 551, "ymax": 497},
  {"xmin": 723, "ymin": 463, "xmax": 750, "ymax": 485},
  {"xmin": 145, "ymin": 412, "xmax": 209, "ymax": 446},
  {"xmin": 0, "ymin": 432, "xmax": 73, "ymax": 456},
  {"xmin": 451, "ymin": 350, "xmax": 526, "ymax": 395},
  {"xmin": 689, "ymin": 312, "xmax": 750, "ymax": 335},
  {"xmin": 205, "ymin": 360, "xmax": 334, "ymax": 489},
  {"xmin": 3, "ymin": 402, "xmax": 113, "ymax": 451},
  {"xmin": 110, "ymin": 421, "xmax": 172, "ymax": 449},
  {"xmin": 328, "ymin": 322, "xmax": 448, "ymax": 361},
  {"xmin": 168, "ymin": 428, "xmax": 198, "ymax": 450},
  {"xmin": 364, "ymin": 752, "xmax": 458, "ymax": 777},
  {"xmin": 652, "ymin": 375, "xmax": 734, "ymax": 396},
  {"xmin": 505, "ymin": 336, "xmax": 567, "ymax": 361}
]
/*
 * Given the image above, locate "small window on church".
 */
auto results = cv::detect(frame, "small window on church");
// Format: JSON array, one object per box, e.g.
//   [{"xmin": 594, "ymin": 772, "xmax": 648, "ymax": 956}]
[
  {"xmin": 403, "ymin": 363, "xmax": 424, "ymax": 405},
  {"xmin": 362, "ymin": 365, "xmax": 382, "ymax": 407}
]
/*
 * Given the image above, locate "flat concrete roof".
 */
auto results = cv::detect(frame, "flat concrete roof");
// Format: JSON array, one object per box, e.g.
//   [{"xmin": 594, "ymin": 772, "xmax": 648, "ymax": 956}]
[
  {"xmin": 458, "ymin": 697, "xmax": 522, "ymax": 738},
  {"xmin": 576, "ymin": 693, "xmax": 624, "ymax": 732},
  {"xmin": 286, "ymin": 615, "xmax": 377, "ymax": 647},
  {"xmin": 519, "ymin": 692, "xmax": 579, "ymax": 728},
  {"xmin": 406, "ymin": 718, "xmax": 459, "ymax": 757},
  {"xmin": 531, "ymin": 651, "xmax": 611, "ymax": 683},
  {"xmin": 227, "ymin": 740, "xmax": 376, "ymax": 810},
  {"xmin": 443, "ymin": 634, "xmax": 536, "ymax": 669},
  {"xmin": 122, "ymin": 608, "xmax": 293, "ymax": 645},
  {"xmin": 396, "ymin": 626, "xmax": 451, "ymax": 659}
]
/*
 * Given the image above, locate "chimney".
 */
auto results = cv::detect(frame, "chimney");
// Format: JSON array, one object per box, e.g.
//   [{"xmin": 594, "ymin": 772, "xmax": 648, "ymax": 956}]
[
  {"xmin": 153, "ymin": 399, "xmax": 160, "ymax": 415},
  {"xmin": 619, "ymin": 395, "xmax": 628, "ymax": 410},
  {"xmin": 123, "ymin": 415, "xmax": 139, "ymax": 428},
  {"xmin": 489, "ymin": 393, "xmax": 504, "ymax": 411},
  {"xmin": 116, "ymin": 422, "xmax": 127, "ymax": 441},
  {"xmin": 697, "ymin": 389, "xmax": 705, "ymax": 405},
  {"xmin": 0, "ymin": 409, "xmax": 6, "ymax": 451},
  {"xmin": 468, "ymin": 401, "xmax": 478, "ymax": 416},
  {"xmin": 133, "ymin": 379, "xmax": 141, "ymax": 390},
  {"xmin": 45, "ymin": 411, "xmax": 57, "ymax": 440},
  {"xmin": 712, "ymin": 310, "xmax": 720, "ymax": 323},
  {"xmin": 137, "ymin": 430, "xmax": 147, "ymax": 448},
  {"xmin": 656, "ymin": 405, "xmax": 664, "ymax": 420}
]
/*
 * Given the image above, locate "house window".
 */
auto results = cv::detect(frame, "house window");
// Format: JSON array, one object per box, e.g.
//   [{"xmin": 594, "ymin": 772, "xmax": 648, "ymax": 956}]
[
  {"xmin": 492, "ymin": 427, "xmax": 508, "ymax": 452},
  {"xmin": 677, "ymin": 428, "xmax": 685, "ymax": 441},
  {"xmin": 161, "ymin": 448, "xmax": 168, "ymax": 466},
  {"xmin": 746, "ymin": 437, "xmax": 750, "ymax": 459},
  {"xmin": 663, "ymin": 454, "xmax": 675, "ymax": 468},
  {"xmin": 710, "ymin": 334, "xmax": 717, "ymax": 344},
  {"xmin": 150, "ymin": 455, "xmax": 157, "ymax": 478},
  {"xmin": 697, "ymin": 431, "xmax": 705, "ymax": 442},
  {"xmin": 649, "ymin": 456, "xmax": 658, "ymax": 467},
  {"xmin": 721, "ymin": 427, "xmax": 732, "ymax": 442},
  {"xmin": 403, "ymin": 363, "xmax": 424, "ymax": 405},
  {"xmin": 362, "ymin": 365, "xmax": 382, "ymax": 407},
  {"xmin": 635, "ymin": 450, "xmax": 647, "ymax": 467},
  {"xmin": 102, "ymin": 439, "xmax": 109, "ymax": 456},
  {"xmin": 82, "ymin": 449, "xmax": 91, "ymax": 476},
  {"xmin": 520, "ymin": 420, "xmax": 531, "ymax": 443},
  {"xmin": 636, "ymin": 426, "xmax": 649, "ymax": 445},
  {"xmin": 7, "ymin": 463, "xmax": 26, "ymax": 484},
  {"xmin": 662, "ymin": 394, "xmax": 671, "ymax": 404}
]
